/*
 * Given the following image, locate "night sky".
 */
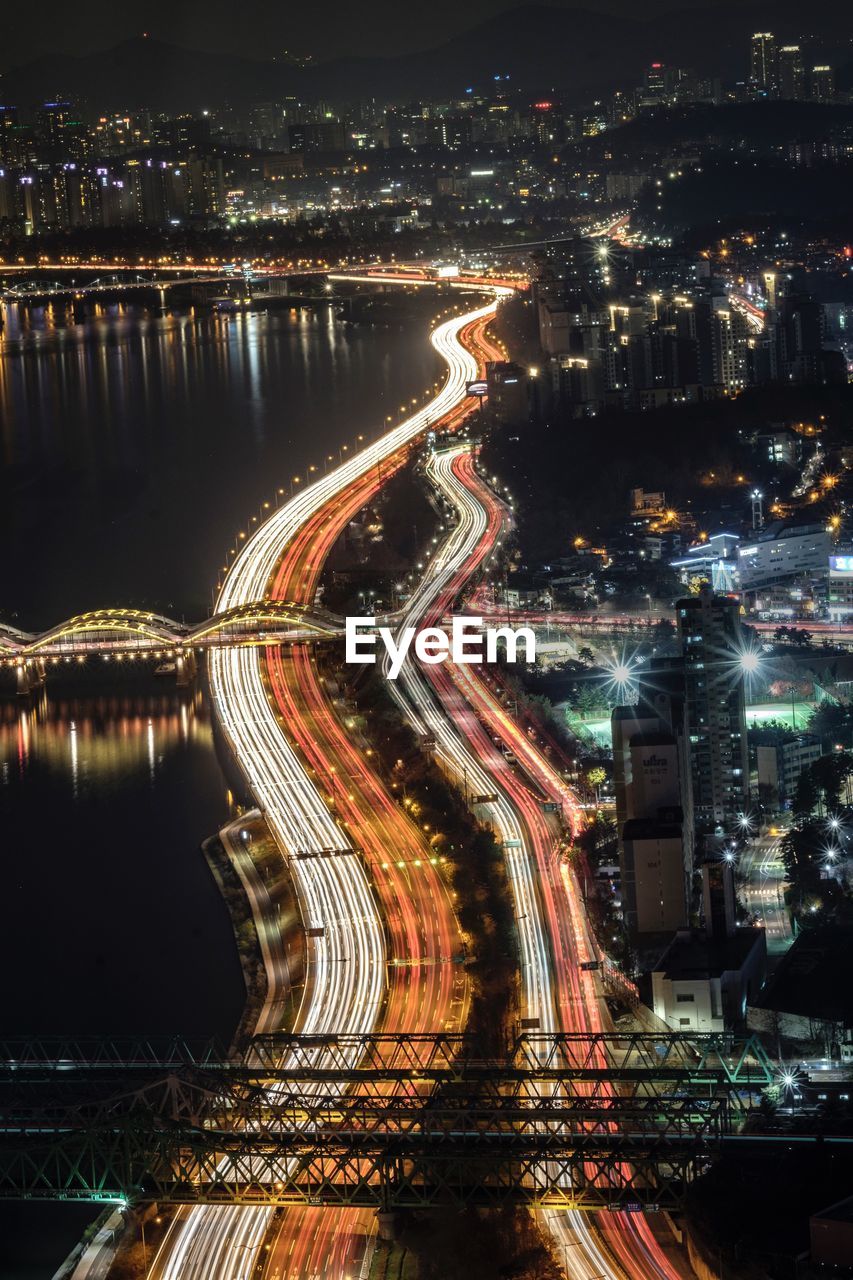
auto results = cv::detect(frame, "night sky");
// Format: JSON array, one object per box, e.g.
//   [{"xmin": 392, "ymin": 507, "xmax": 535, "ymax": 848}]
[{"xmin": 2, "ymin": 0, "xmax": 740, "ymax": 69}]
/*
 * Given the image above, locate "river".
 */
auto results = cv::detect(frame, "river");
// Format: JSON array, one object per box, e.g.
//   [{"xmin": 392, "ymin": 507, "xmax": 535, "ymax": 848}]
[{"xmin": 0, "ymin": 297, "xmax": 440, "ymax": 1276}]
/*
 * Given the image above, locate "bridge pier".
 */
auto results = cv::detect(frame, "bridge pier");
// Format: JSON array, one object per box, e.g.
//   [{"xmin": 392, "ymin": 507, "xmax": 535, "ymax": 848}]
[
  {"xmin": 175, "ymin": 650, "xmax": 197, "ymax": 688},
  {"xmin": 16, "ymin": 658, "xmax": 45, "ymax": 697},
  {"xmin": 376, "ymin": 1211, "xmax": 398, "ymax": 1243}
]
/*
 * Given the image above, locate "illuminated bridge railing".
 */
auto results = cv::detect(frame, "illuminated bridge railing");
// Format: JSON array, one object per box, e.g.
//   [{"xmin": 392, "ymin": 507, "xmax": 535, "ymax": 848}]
[
  {"xmin": 0, "ymin": 603, "xmax": 346, "ymax": 662},
  {"xmin": 0, "ymin": 1031, "xmax": 776, "ymax": 1209}
]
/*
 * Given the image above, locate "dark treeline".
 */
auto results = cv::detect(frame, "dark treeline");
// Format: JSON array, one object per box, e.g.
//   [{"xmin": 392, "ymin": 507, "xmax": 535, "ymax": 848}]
[{"xmin": 481, "ymin": 384, "xmax": 853, "ymax": 565}]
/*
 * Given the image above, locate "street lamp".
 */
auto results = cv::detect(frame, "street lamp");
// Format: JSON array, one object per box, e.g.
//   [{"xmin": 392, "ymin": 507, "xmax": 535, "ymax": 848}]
[{"xmin": 602, "ymin": 651, "xmax": 639, "ymax": 704}]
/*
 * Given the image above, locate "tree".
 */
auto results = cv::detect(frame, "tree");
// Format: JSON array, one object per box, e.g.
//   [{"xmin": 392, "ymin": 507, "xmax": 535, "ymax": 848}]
[
  {"xmin": 652, "ymin": 618, "xmax": 676, "ymax": 645},
  {"xmin": 586, "ymin": 766, "xmax": 606, "ymax": 803},
  {"xmin": 808, "ymin": 700, "xmax": 848, "ymax": 739},
  {"xmin": 572, "ymin": 683, "xmax": 608, "ymax": 718},
  {"xmin": 792, "ymin": 770, "xmax": 819, "ymax": 821},
  {"xmin": 810, "ymin": 751, "xmax": 853, "ymax": 812},
  {"xmin": 781, "ymin": 821, "xmax": 823, "ymax": 903}
]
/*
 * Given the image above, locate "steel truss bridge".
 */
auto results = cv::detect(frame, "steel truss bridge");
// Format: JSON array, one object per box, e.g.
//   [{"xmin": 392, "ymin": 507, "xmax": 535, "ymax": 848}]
[{"xmin": 0, "ymin": 1031, "xmax": 779, "ymax": 1211}]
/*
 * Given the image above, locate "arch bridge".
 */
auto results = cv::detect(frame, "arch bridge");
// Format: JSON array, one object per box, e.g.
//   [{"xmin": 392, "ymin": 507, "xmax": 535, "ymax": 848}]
[
  {"xmin": 0, "ymin": 604, "xmax": 347, "ymax": 688},
  {"xmin": 0, "ymin": 273, "xmax": 236, "ymax": 302}
]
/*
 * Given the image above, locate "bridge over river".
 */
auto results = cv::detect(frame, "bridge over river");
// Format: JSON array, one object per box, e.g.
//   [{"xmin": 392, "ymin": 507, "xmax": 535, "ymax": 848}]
[{"xmin": 0, "ymin": 603, "xmax": 361, "ymax": 692}]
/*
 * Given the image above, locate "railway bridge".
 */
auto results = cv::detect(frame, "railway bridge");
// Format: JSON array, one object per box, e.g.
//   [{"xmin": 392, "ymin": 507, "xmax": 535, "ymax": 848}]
[{"xmin": 0, "ymin": 1030, "xmax": 786, "ymax": 1211}]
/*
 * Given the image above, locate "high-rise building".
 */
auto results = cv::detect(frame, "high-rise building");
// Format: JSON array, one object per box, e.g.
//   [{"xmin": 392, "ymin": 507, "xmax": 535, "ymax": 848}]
[
  {"xmin": 750, "ymin": 32, "xmax": 778, "ymax": 95},
  {"xmin": 810, "ymin": 65, "xmax": 835, "ymax": 102},
  {"xmin": 639, "ymin": 62, "xmax": 675, "ymax": 108},
  {"xmin": 0, "ymin": 105, "xmax": 19, "ymax": 165},
  {"xmin": 288, "ymin": 120, "xmax": 347, "ymax": 153},
  {"xmin": 710, "ymin": 302, "xmax": 751, "ymax": 394},
  {"xmin": 612, "ymin": 692, "xmax": 694, "ymax": 938},
  {"xmin": 778, "ymin": 46, "xmax": 805, "ymax": 100},
  {"xmin": 676, "ymin": 589, "xmax": 749, "ymax": 829},
  {"xmin": 52, "ymin": 163, "xmax": 96, "ymax": 229},
  {"xmin": 36, "ymin": 100, "xmax": 72, "ymax": 150},
  {"xmin": 186, "ymin": 155, "xmax": 224, "ymax": 218}
]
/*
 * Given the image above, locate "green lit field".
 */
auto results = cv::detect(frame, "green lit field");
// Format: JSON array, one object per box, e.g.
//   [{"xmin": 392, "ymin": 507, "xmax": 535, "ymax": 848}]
[
  {"xmin": 744, "ymin": 701, "xmax": 816, "ymax": 731},
  {"xmin": 570, "ymin": 701, "xmax": 817, "ymax": 748}
]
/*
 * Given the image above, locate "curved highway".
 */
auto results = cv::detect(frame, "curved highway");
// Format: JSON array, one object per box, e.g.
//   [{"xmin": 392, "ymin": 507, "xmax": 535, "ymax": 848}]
[
  {"xmin": 149, "ymin": 291, "xmax": 504, "ymax": 1279},
  {"xmin": 387, "ymin": 444, "xmax": 683, "ymax": 1280}
]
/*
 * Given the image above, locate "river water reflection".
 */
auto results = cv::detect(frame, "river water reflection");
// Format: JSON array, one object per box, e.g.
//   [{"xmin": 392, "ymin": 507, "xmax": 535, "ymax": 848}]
[{"xmin": 0, "ymin": 298, "xmax": 439, "ymax": 1275}]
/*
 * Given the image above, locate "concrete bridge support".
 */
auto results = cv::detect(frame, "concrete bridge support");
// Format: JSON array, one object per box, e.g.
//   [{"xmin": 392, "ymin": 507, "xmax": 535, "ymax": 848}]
[
  {"xmin": 175, "ymin": 650, "xmax": 197, "ymax": 688},
  {"xmin": 15, "ymin": 658, "xmax": 45, "ymax": 697},
  {"xmin": 376, "ymin": 1211, "xmax": 399, "ymax": 1243}
]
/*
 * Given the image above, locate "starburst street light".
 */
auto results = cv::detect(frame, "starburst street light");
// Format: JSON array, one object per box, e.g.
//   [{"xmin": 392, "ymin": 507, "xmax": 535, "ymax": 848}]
[
  {"xmin": 775, "ymin": 1064, "xmax": 804, "ymax": 1101},
  {"xmin": 601, "ymin": 651, "xmax": 640, "ymax": 704},
  {"xmin": 738, "ymin": 648, "xmax": 761, "ymax": 674},
  {"xmin": 733, "ymin": 639, "xmax": 764, "ymax": 696}
]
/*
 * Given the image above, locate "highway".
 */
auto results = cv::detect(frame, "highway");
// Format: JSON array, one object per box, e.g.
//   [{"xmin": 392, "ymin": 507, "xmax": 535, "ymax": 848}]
[
  {"xmin": 386, "ymin": 444, "xmax": 684, "ymax": 1279},
  {"xmin": 739, "ymin": 833, "xmax": 793, "ymax": 956},
  {"xmin": 261, "ymin": 513, "xmax": 469, "ymax": 1274},
  {"xmin": 250, "ymin": 296, "xmax": 507, "ymax": 1278},
  {"xmin": 147, "ymin": 269, "xmax": 683, "ymax": 1280},
  {"xmin": 148, "ymin": 290, "xmax": 505, "ymax": 1279}
]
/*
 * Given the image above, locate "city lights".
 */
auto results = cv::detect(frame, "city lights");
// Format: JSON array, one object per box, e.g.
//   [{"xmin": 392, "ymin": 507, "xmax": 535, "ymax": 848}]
[
  {"xmin": 3, "ymin": 14, "xmax": 851, "ymax": 1276},
  {"xmin": 601, "ymin": 652, "xmax": 640, "ymax": 703}
]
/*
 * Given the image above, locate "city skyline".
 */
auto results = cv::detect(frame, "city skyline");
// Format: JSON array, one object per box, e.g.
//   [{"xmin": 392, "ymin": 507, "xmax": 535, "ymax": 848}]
[{"xmin": 3, "ymin": 7, "xmax": 853, "ymax": 1277}]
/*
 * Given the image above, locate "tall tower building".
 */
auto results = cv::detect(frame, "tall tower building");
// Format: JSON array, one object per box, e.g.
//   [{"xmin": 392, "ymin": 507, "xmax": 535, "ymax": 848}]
[
  {"xmin": 36, "ymin": 100, "xmax": 72, "ymax": 151},
  {"xmin": 676, "ymin": 589, "xmax": 749, "ymax": 829},
  {"xmin": 711, "ymin": 303, "xmax": 750, "ymax": 394},
  {"xmin": 750, "ymin": 32, "xmax": 778, "ymax": 95},
  {"xmin": 639, "ymin": 62, "xmax": 674, "ymax": 108},
  {"xmin": 810, "ymin": 66, "xmax": 835, "ymax": 102},
  {"xmin": 0, "ymin": 105, "xmax": 19, "ymax": 165},
  {"xmin": 778, "ymin": 46, "xmax": 805, "ymax": 100},
  {"xmin": 612, "ymin": 688, "xmax": 694, "ymax": 938}
]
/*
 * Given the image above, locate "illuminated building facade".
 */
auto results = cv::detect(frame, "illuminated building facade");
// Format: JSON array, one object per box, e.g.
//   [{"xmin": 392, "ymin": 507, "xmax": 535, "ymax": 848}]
[{"xmin": 677, "ymin": 590, "xmax": 749, "ymax": 828}]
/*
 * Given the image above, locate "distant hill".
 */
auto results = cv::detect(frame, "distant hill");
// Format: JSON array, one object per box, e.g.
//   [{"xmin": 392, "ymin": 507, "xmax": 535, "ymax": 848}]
[
  {"xmin": 0, "ymin": 38, "xmax": 299, "ymax": 113},
  {"xmin": 0, "ymin": 2, "xmax": 850, "ymax": 112}
]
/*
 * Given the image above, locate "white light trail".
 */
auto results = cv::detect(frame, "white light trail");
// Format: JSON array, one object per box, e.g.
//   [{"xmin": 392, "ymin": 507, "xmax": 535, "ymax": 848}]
[
  {"xmin": 383, "ymin": 448, "xmax": 623, "ymax": 1278},
  {"xmin": 151, "ymin": 293, "xmax": 506, "ymax": 1279}
]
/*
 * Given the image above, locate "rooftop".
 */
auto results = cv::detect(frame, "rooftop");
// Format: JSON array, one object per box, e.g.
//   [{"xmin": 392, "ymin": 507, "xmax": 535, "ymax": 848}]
[
  {"xmin": 753, "ymin": 924, "xmax": 853, "ymax": 1027},
  {"xmin": 656, "ymin": 927, "xmax": 764, "ymax": 981}
]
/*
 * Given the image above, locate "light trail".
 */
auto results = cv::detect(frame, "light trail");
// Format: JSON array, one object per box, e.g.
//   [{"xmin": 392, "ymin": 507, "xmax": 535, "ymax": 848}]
[
  {"xmin": 150, "ymin": 291, "xmax": 505, "ymax": 1279},
  {"xmin": 383, "ymin": 449, "xmax": 621, "ymax": 1277},
  {"xmin": 387, "ymin": 444, "xmax": 683, "ymax": 1280}
]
